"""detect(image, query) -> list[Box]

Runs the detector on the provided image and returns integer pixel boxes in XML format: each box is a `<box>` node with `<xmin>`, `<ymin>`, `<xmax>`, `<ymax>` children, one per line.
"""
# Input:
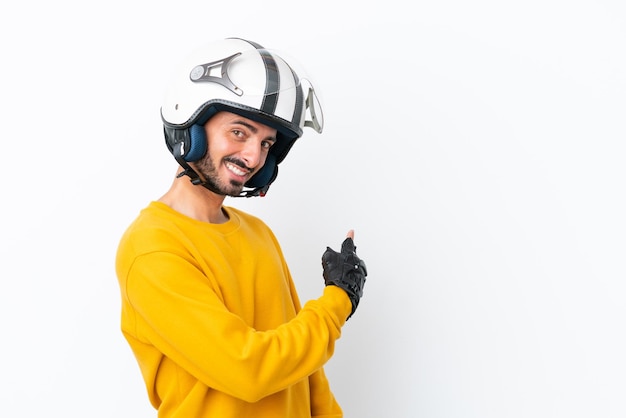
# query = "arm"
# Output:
<box><xmin>123</xmin><ymin>251</ymin><xmax>351</xmax><ymax>403</ymax></box>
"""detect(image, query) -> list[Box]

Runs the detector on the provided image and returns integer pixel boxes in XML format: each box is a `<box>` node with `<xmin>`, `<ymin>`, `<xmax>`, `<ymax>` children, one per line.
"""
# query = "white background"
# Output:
<box><xmin>1</xmin><ymin>1</ymin><xmax>625</xmax><ymax>417</ymax></box>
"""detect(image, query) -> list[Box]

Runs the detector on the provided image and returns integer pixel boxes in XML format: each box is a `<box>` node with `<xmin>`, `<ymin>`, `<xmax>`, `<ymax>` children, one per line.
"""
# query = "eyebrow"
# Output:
<box><xmin>231</xmin><ymin>119</ymin><xmax>258</xmax><ymax>133</ymax></box>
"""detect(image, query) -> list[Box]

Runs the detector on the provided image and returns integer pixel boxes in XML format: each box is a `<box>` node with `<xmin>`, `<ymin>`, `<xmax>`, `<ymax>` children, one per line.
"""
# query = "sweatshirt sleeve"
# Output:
<box><xmin>121</xmin><ymin>250</ymin><xmax>352</xmax><ymax>403</ymax></box>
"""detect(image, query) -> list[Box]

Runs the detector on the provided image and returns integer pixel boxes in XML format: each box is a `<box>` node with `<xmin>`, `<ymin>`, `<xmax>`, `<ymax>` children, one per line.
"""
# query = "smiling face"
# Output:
<box><xmin>194</xmin><ymin>111</ymin><xmax>278</xmax><ymax>197</ymax></box>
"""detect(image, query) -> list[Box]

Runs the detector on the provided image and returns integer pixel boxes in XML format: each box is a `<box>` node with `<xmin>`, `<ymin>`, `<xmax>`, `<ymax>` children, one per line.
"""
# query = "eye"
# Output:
<box><xmin>261</xmin><ymin>139</ymin><xmax>275</xmax><ymax>150</ymax></box>
<box><xmin>232</xmin><ymin>129</ymin><xmax>245</xmax><ymax>138</ymax></box>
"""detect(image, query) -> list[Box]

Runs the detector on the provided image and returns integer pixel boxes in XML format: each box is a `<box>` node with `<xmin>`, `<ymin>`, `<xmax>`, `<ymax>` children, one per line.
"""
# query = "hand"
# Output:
<box><xmin>322</xmin><ymin>230</ymin><xmax>368</xmax><ymax>320</ymax></box>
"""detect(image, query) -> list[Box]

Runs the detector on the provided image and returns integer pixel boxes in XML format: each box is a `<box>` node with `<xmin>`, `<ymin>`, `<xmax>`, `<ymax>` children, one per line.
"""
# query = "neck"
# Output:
<box><xmin>158</xmin><ymin>168</ymin><xmax>229</xmax><ymax>224</ymax></box>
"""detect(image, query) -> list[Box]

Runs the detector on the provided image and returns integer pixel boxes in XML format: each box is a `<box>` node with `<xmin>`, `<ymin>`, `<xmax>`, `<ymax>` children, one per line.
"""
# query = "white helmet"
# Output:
<box><xmin>161</xmin><ymin>37</ymin><xmax>324</xmax><ymax>197</ymax></box>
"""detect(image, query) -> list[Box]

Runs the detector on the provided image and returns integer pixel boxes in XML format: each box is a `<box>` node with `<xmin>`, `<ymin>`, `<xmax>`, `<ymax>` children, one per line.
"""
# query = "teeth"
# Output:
<box><xmin>226</xmin><ymin>162</ymin><xmax>247</xmax><ymax>176</ymax></box>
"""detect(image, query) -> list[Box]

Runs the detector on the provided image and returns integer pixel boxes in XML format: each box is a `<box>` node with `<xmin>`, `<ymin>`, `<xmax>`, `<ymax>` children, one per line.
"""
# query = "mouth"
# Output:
<box><xmin>225</xmin><ymin>161</ymin><xmax>251</xmax><ymax>180</ymax></box>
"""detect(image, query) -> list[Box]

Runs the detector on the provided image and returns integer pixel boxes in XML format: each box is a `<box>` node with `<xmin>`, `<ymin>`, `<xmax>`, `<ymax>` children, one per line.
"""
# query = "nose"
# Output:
<box><xmin>240</xmin><ymin>138</ymin><xmax>265</xmax><ymax>170</ymax></box>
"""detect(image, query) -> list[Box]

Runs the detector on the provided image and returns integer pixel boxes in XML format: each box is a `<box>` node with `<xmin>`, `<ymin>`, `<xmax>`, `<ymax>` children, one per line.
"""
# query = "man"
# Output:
<box><xmin>115</xmin><ymin>37</ymin><xmax>368</xmax><ymax>417</ymax></box>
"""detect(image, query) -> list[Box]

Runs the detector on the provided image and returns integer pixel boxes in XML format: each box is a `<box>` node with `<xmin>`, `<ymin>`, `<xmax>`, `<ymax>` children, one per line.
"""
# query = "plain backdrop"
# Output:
<box><xmin>1</xmin><ymin>1</ymin><xmax>625</xmax><ymax>417</ymax></box>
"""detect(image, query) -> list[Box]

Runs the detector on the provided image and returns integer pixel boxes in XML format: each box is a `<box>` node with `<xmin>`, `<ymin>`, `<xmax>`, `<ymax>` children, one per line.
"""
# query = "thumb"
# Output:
<box><xmin>341</xmin><ymin>236</ymin><xmax>357</xmax><ymax>254</ymax></box>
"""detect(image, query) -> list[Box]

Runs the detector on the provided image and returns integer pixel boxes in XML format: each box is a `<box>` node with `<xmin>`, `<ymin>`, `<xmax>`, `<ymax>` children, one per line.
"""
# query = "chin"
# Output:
<box><xmin>224</xmin><ymin>182</ymin><xmax>244</xmax><ymax>196</ymax></box>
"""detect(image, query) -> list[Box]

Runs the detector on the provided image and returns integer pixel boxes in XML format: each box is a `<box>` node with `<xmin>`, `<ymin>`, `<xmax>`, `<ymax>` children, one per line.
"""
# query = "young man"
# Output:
<box><xmin>115</xmin><ymin>37</ymin><xmax>368</xmax><ymax>418</ymax></box>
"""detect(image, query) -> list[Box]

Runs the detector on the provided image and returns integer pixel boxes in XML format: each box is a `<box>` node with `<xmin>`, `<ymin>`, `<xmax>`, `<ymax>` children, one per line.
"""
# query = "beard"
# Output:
<box><xmin>194</xmin><ymin>151</ymin><xmax>248</xmax><ymax>197</ymax></box>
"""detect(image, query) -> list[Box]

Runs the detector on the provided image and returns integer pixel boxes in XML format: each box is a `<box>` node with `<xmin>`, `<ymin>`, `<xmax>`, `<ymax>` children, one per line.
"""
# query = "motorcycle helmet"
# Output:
<box><xmin>161</xmin><ymin>37</ymin><xmax>324</xmax><ymax>197</ymax></box>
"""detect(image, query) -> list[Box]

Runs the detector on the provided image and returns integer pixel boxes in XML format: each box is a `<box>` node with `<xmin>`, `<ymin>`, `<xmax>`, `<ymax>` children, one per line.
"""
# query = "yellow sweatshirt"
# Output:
<box><xmin>115</xmin><ymin>201</ymin><xmax>351</xmax><ymax>417</ymax></box>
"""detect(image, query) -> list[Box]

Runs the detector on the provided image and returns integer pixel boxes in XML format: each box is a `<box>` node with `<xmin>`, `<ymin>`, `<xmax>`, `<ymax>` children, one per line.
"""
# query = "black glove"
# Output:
<box><xmin>322</xmin><ymin>237</ymin><xmax>368</xmax><ymax>320</ymax></box>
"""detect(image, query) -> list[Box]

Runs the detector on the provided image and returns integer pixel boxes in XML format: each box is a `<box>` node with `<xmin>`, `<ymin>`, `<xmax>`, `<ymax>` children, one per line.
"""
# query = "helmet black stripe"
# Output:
<box><xmin>257</xmin><ymin>49</ymin><xmax>280</xmax><ymax>115</ymax></box>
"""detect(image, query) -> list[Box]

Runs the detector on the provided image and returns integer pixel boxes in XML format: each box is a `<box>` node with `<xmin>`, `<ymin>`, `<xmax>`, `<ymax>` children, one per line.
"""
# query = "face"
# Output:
<box><xmin>194</xmin><ymin>112</ymin><xmax>277</xmax><ymax>196</ymax></box>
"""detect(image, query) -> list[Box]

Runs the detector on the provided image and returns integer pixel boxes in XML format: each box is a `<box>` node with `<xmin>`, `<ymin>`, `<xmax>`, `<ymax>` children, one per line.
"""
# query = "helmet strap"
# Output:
<box><xmin>237</xmin><ymin>184</ymin><xmax>270</xmax><ymax>198</ymax></box>
<box><xmin>172</xmin><ymin>143</ymin><xmax>205</xmax><ymax>185</ymax></box>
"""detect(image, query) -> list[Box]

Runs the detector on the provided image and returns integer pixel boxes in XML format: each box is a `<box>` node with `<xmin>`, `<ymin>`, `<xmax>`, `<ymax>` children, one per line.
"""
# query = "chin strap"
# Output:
<box><xmin>239</xmin><ymin>184</ymin><xmax>270</xmax><ymax>198</ymax></box>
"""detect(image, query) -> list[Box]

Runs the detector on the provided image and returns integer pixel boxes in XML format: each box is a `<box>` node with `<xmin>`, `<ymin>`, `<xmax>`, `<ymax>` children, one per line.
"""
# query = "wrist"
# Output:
<box><xmin>323</xmin><ymin>285</ymin><xmax>352</xmax><ymax>322</ymax></box>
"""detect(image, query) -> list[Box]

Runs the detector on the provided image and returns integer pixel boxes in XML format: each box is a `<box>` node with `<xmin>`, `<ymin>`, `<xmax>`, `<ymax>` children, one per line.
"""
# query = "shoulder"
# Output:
<box><xmin>117</xmin><ymin>202</ymin><xmax>191</xmax><ymax>256</ymax></box>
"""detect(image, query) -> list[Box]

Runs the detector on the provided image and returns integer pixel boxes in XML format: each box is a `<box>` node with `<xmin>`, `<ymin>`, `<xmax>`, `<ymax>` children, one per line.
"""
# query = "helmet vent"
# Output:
<box><xmin>189</xmin><ymin>53</ymin><xmax>243</xmax><ymax>96</ymax></box>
